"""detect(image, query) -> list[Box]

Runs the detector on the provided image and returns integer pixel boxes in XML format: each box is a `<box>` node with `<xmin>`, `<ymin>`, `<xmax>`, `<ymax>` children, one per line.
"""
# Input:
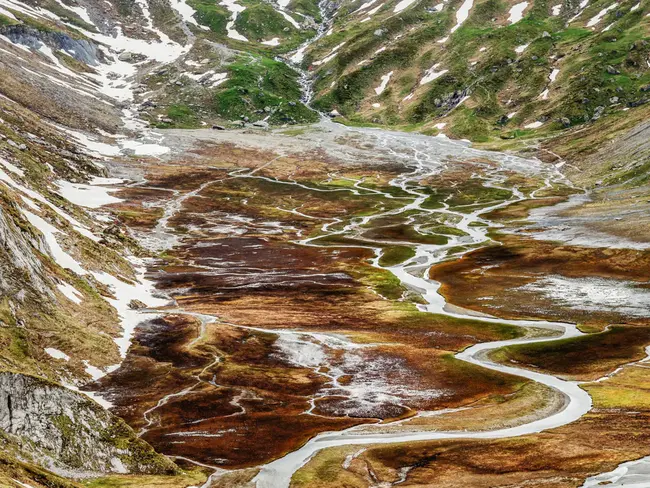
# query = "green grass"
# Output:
<box><xmin>234</xmin><ymin>4</ymin><xmax>301</xmax><ymax>41</ymax></box>
<box><xmin>165</xmin><ymin>104</ymin><xmax>200</xmax><ymax>128</ymax></box>
<box><xmin>378</xmin><ymin>245</ymin><xmax>416</xmax><ymax>267</ymax></box>
<box><xmin>188</xmin><ymin>0</ymin><xmax>229</xmax><ymax>35</ymax></box>
<box><xmin>0</xmin><ymin>13</ymin><xmax>19</xmax><ymax>26</ymax></box>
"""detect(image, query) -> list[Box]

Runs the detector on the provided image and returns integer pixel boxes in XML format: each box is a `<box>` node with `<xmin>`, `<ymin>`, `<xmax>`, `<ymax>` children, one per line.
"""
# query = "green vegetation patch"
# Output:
<box><xmin>378</xmin><ymin>245</ymin><xmax>416</xmax><ymax>267</ymax></box>
<box><xmin>234</xmin><ymin>4</ymin><xmax>299</xmax><ymax>41</ymax></box>
<box><xmin>491</xmin><ymin>325</ymin><xmax>650</xmax><ymax>379</ymax></box>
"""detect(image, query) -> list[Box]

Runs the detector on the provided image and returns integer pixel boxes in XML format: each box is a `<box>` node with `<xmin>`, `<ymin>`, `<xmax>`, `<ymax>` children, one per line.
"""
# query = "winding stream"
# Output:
<box><xmin>135</xmin><ymin>121</ymin><xmax>595</xmax><ymax>487</ymax></box>
<box><xmin>248</xmin><ymin>129</ymin><xmax>593</xmax><ymax>488</ymax></box>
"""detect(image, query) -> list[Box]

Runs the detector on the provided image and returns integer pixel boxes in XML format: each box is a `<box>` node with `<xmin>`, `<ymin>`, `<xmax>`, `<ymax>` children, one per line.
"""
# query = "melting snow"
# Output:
<box><xmin>56</xmin><ymin>180</ymin><xmax>123</xmax><ymax>208</ymax></box>
<box><xmin>508</xmin><ymin>1</ymin><xmax>528</xmax><ymax>23</ymax></box>
<box><xmin>22</xmin><ymin>209</ymin><xmax>86</xmax><ymax>274</ymax></box>
<box><xmin>312</xmin><ymin>42</ymin><xmax>345</xmax><ymax>66</ymax></box>
<box><xmin>518</xmin><ymin>276</ymin><xmax>650</xmax><ymax>318</ymax></box>
<box><xmin>374</xmin><ymin>71</ymin><xmax>393</xmax><ymax>95</ymax></box>
<box><xmin>451</xmin><ymin>0</ymin><xmax>475</xmax><ymax>32</ymax></box>
<box><xmin>552</xmin><ymin>3</ymin><xmax>562</xmax><ymax>15</ymax></box>
<box><xmin>587</xmin><ymin>2</ymin><xmax>618</xmax><ymax>26</ymax></box>
<box><xmin>45</xmin><ymin>347</ymin><xmax>70</xmax><ymax>361</ymax></box>
<box><xmin>221</xmin><ymin>0</ymin><xmax>248</xmax><ymax>41</ymax></box>
<box><xmin>119</xmin><ymin>139</ymin><xmax>171</xmax><ymax>156</ymax></box>
<box><xmin>92</xmin><ymin>257</ymin><xmax>168</xmax><ymax>358</ymax></box>
<box><xmin>279</xmin><ymin>10</ymin><xmax>300</xmax><ymax>29</ymax></box>
<box><xmin>168</xmin><ymin>0</ymin><xmax>200</xmax><ymax>26</ymax></box>
<box><xmin>515</xmin><ymin>43</ymin><xmax>529</xmax><ymax>53</ymax></box>
<box><xmin>57</xmin><ymin>282</ymin><xmax>83</xmax><ymax>304</ymax></box>
<box><xmin>569</xmin><ymin>0</ymin><xmax>590</xmax><ymax>22</ymax></box>
<box><xmin>0</xmin><ymin>6</ymin><xmax>17</xmax><ymax>19</ymax></box>
<box><xmin>262</xmin><ymin>37</ymin><xmax>281</xmax><ymax>46</ymax></box>
<box><xmin>0</xmin><ymin>157</ymin><xmax>24</xmax><ymax>177</ymax></box>
<box><xmin>0</xmin><ymin>167</ymin><xmax>98</xmax><ymax>241</ymax></box>
<box><xmin>290</xmin><ymin>45</ymin><xmax>308</xmax><ymax>63</ymax></box>
<box><xmin>582</xmin><ymin>456</ymin><xmax>650</xmax><ymax>487</ymax></box>
<box><xmin>83</xmin><ymin>360</ymin><xmax>105</xmax><ymax>380</ymax></box>
<box><xmin>355</xmin><ymin>0</ymin><xmax>379</xmax><ymax>12</ymax></box>
<box><xmin>420</xmin><ymin>63</ymin><xmax>448</xmax><ymax>85</ymax></box>
<box><xmin>524</xmin><ymin>121</ymin><xmax>543</xmax><ymax>128</ymax></box>
<box><xmin>394</xmin><ymin>0</ymin><xmax>419</xmax><ymax>13</ymax></box>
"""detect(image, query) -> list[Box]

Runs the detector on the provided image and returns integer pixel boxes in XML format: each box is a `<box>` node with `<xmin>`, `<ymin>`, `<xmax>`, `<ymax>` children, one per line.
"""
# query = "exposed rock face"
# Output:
<box><xmin>0</xmin><ymin>198</ymin><xmax>52</xmax><ymax>305</ymax></box>
<box><xmin>0</xmin><ymin>25</ymin><xmax>104</xmax><ymax>66</ymax></box>
<box><xmin>0</xmin><ymin>372</ymin><xmax>178</xmax><ymax>478</ymax></box>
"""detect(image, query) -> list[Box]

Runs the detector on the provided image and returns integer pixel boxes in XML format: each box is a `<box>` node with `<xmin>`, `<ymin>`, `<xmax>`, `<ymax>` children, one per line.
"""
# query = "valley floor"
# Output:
<box><xmin>78</xmin><ymin>121</ymin><xmax>650</xmax><ymax>488</ymax></box>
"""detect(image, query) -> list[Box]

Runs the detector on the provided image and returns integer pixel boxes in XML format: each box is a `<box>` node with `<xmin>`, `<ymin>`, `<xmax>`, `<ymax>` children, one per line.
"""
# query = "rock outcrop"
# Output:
<box><xmin>0</xmin><ymin>372</ymin><xmax>178</xmax><ymax>478</ymax></box>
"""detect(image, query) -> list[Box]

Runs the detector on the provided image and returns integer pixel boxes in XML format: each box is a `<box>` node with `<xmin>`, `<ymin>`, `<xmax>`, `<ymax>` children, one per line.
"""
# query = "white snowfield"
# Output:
<box><xmin>451</xmin><ymin>0</ymin><xmax>475</xmax><ymax>32</ymax></box>
<box><xmin>515</xmin><ymin>43</ymin><xmax>529</xmax><ymax>53</ymax></box>
<box><xmin>312</xmin><ymin>42</ymin><xmax>346</xmax><ymax>66</ymax></box>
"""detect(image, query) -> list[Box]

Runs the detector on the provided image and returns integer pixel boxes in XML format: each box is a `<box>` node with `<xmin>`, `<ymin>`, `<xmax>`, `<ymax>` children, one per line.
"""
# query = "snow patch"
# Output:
<box><xmin>508</xmin><ymin>1</ymin><xmax>528</xmax><ymax>23</ymax></box>
<box><xmin>313</xmin><ymin>42</ymin><xmax>345</xmax><ymax>66</ymax></box>
<box><xmin>587</xmin><ymin>3</ymin><xmax>618</xmax><ymax>27</ymax></box>
<box><xmin>221</xmin><ymin>0</ymin><xmax>248</xmax><ymax>41</ymax></box>
<box><xmin>22</xmin><ymin>209</ymin><xmax>86</xmax><ymax>274</ymax></box>
<box><xmin>56</xmin><ymin>180</ymin><xmax>123</xmax><ymax>208</ymax></box>
<box><xmin>45</xmin><ymin>347</ymin><xmax>70</xmax><ymax>361</ymax></box>
<box><xmin>394</xmin><ymin>0</ymin><xmax>419</xmax><ymax>13</ymax></box>
<box><xmin>524</xmin><ymin>121</ymin><xmax>543</xmax><ymax>128</ymax></box>
<box><xmin>451</xmin><ymin>0</ymin><xmax>475</xmax><ymax>32</ymax></box>
<box><xmin>168</xmin><ymin>0</ymin><xmax>200</xmax><ymax>26</ymax></box>
<box><xmin>374</xmin><ymin>71</ymin><xmax>393</xmax><ymax>95</ymax></box>
<box><xmin>420</xmin><ymin>63</ymin><xmax>448</xmax><ymax>85</ymax></box>
<box><xmin>518</xmin><ymin>276</ymin><xmax>650</xmax><ymax>318</ymax></box>
<box><xmin>515</xmin><ymin>43</ymin><xmax>529</xmax><ymax>53</ymax></box>
<box><xmin>56</xmin><ymin>282</ymin><xmax>83</xmax><ymax>304</ymax></box>
<box><xmin>0</xmin><ymin>157</ymin><xmax>24</xmax><ymax>177</ymax></box>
